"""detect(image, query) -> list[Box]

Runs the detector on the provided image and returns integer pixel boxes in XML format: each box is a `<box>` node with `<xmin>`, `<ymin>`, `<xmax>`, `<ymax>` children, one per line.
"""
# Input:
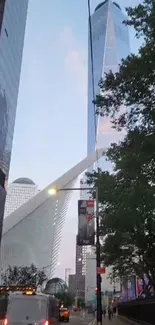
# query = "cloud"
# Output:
<box><xmin>60</xmin><ymin>27</ymin><xmax>87</xmax><ymax>94</ymax></box>
<box><xmin>60</xmin><ymin>27</ymin><xmax>75</xmax><ymax>47</ymax></box>
<box><xmin>97</xmin><ymin>115</ymin><xmax>126</xmax><ymax>148</ymax></box>
<box><xmin>64</xmin><ymin>50</ymin><xmax>87</xmax><ymax>93</ymax></box>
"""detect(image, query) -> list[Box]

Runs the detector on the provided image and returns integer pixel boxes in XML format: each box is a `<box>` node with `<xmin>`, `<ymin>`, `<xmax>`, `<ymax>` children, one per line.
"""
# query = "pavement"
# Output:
<box><xmin>66</xmin><ymin>312</ymin><xmax>94</xmax><ymax>325</ymax></box>
<box><xmin>67</xmin><ymin>312</ymin><xmax>129</xmax><ymax>325</ymax></box>
<box><xmin>91</xmin><ymin>314</ymin><xmax>129</xmax><ymax>325</ymax></box>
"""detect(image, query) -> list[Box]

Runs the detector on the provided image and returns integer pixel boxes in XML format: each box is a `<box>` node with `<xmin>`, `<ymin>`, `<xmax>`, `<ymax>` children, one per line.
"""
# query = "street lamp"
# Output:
<box><xmin>48</xmin><ymin>186</ymin><xmax>102</xmax><ymax>325</ymax></box>
<box><xmin>48</xmin><ymin>188</ymin><xmax>57</xmax><ymax>196</ymax></box>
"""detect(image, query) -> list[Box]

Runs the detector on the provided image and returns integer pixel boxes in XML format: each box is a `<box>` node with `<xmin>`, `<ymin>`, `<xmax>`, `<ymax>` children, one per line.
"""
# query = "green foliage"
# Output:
<box><xmin>1</xmin><ymin>264</ymin><xmax>47</xmax><ymax>286</ymax></box>
<box><xmin>77</xmin><ymin>297</ymin><xmax>85</xmax><ymax>309</ymax></box>
<box><xmin>95</xmin><ymin>0</ymin><xmax>155</xmax><ymax>133</ymax></box>
<box><xmin>55</xmin><ymin>292</ymin><xmax>74</xmax><ymax>307</ymax></box>
<box><xmin>87</xmin><ymin>0</ymin><xmax>155</xmax><ymax>294</ymax></box>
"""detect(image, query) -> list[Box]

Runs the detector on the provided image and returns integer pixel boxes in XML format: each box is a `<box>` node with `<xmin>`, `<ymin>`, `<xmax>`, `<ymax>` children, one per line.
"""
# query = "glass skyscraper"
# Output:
<box><xmin>87</xmin><ymin>0</ymin><xmax>130</xmax><ymax>155</ymax></box>
<box><xmin>78</xmin><ymin>1</ymin><xmax>130</xmax><ymax>274</ymax></box>
<box><xmin>0</xmin><ymin>0</ymin><xmax>29</xmax><ymax>243</ymax></box>
<box><xmin>0</xmin><ymin>0</ymin><xmax>29</xmax><ymax>182</ymax></box>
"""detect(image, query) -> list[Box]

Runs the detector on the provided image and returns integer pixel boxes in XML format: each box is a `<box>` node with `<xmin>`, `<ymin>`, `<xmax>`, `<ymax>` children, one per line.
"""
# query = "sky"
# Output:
<box><xmin>9</xmin><ymin>0</ymin><xmax>141</xmax><ymax>278</ymax></box>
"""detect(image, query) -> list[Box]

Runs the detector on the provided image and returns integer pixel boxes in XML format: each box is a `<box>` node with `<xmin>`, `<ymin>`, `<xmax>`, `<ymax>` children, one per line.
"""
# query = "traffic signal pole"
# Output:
<box><xmin>96</xmin><ymin>187</ymin><xmax>102</xmax><ymax>325</ymax></box>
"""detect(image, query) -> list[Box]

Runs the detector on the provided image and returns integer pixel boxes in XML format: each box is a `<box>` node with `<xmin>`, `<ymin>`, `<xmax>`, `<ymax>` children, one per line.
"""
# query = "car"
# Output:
<box><xmin>73</xmin><ymin>307</ymin><xmax>77</xmax><ymax>312</ymax></box>
<box><xmin>59</xmin><ymin>307</ymin><xmax>70</xmax><ymax>322</ymax></box>
<box><xmin>0</xmin><ymin>286</ymin><xmax>60</xmax><ymax>325</ymax></box>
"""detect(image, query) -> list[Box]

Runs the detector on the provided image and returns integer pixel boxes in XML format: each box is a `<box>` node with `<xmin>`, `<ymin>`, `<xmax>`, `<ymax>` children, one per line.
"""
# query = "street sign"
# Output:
<box><xmin>97</xmin><ymin>267</ymin><xmax>106</xmax><ymax>274</ymax></box>
<box><xmin>77</xmin><ymin>200</ymin><xmax>95</xmax><ymax>245</ymax></box>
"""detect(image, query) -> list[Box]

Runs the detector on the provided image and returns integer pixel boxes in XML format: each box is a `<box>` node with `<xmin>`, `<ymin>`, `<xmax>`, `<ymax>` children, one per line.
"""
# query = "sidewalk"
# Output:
<box><xmin>92</xmin><ymin>314</ymin><xmax>131</xmax><ymax>325</ymax></box>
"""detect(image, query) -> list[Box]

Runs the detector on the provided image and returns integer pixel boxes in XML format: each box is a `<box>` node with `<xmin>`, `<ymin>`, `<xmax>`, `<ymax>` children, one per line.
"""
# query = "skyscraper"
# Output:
<box><xmin>87</xmin><ymin>0</ymin><xmax>130</xmax><ymax>154</ymax></box>
<box><xmin>0</xmin><ymin>0</ymin><xmax>29</xmax><ymax>239</ymax></box>
<box><xmin>4</xmin><ymin>178</ymin><xmax>39</xmax><ymax>218</ymax></box>
<box><xmin>78</xmin><ymin>0</ymin><xmax>130</xmax><ymax>273</ymax></box>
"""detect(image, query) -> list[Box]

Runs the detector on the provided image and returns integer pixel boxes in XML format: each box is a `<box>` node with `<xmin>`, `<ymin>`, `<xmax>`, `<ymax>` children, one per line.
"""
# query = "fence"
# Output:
<box><xmin>118</xmin><ymin>297</ymin><xmax>155</xmax><ymax>324</ymax></box>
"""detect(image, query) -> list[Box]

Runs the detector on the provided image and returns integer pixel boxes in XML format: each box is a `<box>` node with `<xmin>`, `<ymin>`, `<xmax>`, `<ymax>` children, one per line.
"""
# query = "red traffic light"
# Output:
<box><xmin>95</xmin><ymin>288</ymin><xmax>98</xmax><ymax>295</ymax></box>
<box><xmin>97</xmin><ymin>267</ymin><xmax>106</xmax><ymax>274</ymax></box>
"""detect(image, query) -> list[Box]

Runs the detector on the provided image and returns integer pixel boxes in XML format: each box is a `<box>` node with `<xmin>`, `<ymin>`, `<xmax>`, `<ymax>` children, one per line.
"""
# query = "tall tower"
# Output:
<box><xmin>0</xmin><ymin>0</ymin><xmax>29</xmax><ymax>239</ymax></box>
<box><xmin>78</xmin><ymin>0</ymin><xmax>130</xmax><ymax>274</ymax></box>
<box><xmin>87</xmin><ymin>0</ymin><xmax>130</xmax><ymax>154</ymax></box>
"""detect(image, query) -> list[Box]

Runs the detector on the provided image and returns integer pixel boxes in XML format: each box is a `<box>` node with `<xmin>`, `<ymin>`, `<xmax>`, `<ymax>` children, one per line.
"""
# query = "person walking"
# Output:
<box><xmin>108</xmin><ymin>306</ymin><xmax>113</xmax><ymax>320</ymax></box>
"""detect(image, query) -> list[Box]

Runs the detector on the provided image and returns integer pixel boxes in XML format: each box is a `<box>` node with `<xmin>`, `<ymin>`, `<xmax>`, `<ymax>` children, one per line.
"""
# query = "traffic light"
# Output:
<box><xmin>95</xmin><ymin>288</ymin><xmax>98</xmax><ymax>295</ymax></box>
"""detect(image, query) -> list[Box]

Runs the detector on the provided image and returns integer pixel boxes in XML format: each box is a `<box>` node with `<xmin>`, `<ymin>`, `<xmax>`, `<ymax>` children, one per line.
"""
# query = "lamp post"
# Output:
<box><xmin>48</xmin><ymin>186</ymin><xmax>102</xmax><ymax>325</ymax></box>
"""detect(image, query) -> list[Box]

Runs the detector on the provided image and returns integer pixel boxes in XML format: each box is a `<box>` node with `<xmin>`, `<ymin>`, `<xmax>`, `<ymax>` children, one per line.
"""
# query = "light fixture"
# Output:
<box><xmin>48</xmin><ymin>188</ymin><xmax>57</xmax><ymax>196</ymax></box>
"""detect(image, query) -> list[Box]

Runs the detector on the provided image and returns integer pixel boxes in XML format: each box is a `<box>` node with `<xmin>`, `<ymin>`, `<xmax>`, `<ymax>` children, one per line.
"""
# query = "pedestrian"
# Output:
<box><xmin>108</xmin><ymin>306</ymin><xmax>112</xmax><ymax>320</ymax></box>
<box><xmin>113</xmin><ymin>306</ymin><xmax>116</xmax><ymax>315</ymax></box>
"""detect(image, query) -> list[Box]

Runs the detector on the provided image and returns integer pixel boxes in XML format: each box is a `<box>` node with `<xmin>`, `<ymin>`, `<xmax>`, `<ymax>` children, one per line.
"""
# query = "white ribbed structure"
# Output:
<box><xmin>0</xmin><ymin>149</ymin><xmax>104</xmax><ymax>278</ymax></box>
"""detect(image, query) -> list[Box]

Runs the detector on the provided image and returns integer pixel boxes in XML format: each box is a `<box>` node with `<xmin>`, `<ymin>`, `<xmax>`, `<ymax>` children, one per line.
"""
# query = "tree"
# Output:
<box><xmin>1</xmin><ymin>264</ymin><xmax>47</xmax><ymax>286</ymax></box>
<box><xmin>77</xmin><ymin>297</ymin><xmax>85</xmax><ymax>309</ymax></box>
<box><xmin>55</xmin><ymin>292</ymin><xmax>74</xmax><ymax>308</ymax></box>
<box><xmin>86</xmin><ymin>0</ymin><xmax>155</xmax><ymax>294</ymax></box>
<box><xmin>87</xmin><ymin>150</ymin><xmax>155</xmax><ymax>293</ymax></box>
<box><xmin>95</xmin><ymin>0</ymin><xmax>155</xmax><ymax>133</ymax></box>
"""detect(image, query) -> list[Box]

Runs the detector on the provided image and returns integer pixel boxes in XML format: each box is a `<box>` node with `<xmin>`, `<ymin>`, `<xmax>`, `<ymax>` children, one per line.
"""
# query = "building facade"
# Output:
<box><xmin>0</xmin><ymin>0</ymin><xmax>28</xmax><ymax>180</ymax></box>
<box><xmin>0</xmin><ymin>0</ymin><xmax>29</xmax><ymax>241</ymax></box>
<box><xmin>77</xmin><ymin>0</ymin><xmax>130</xmax><ymax>296</ymax></box>
<box><xmin>4</xmin><ymin>177</ymin><xmax>39</xmax><ymax>217</ymax></box>
<box><xmin>85</xmin><ymin>252</ymin><xmax>120</xmax><ymax>305</ymax></box>
<box><xmin>75</xmin><ymin>235</ymin><xmax>83</xmax><ymax>275</ymax></box>
<box><xmin>68</xmin><ymin>235</ymin><xmax>86</xmax><ymax>300</ymax></box>
<box><xmin>87</xmin><ymin>0</ymin><xmax>130</xmax><ymax>155</ymax></box>
<box><xmin>78</xmin><ymin>0</ymin><xmax>130</xmax><ymax>282</ymax></box>
<box><xmin>68</xmin><ymin>274</ymin><xmax>85</xmax><ymax>300</ymax></box>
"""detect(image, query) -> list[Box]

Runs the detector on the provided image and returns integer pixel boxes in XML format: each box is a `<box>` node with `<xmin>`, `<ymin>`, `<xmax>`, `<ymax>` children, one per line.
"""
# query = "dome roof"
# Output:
<box><xmin>95</xmin><ymin>1</ymin><xmax>121</xmax><ymax>12</ymax></box>
<box><xmin>48</xmin><ymin>277</ymin><xmax>65</xmax><ymax>284</ymax></box>
<box><xmin>13</xmin><ymin>178</ymin><xmax>35</xmax><ymax>185</ymax></box>
<box><xmin>45</xmin><ymin>278</ymin><xmax>68</xmax><ymax>295</ymax></box>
